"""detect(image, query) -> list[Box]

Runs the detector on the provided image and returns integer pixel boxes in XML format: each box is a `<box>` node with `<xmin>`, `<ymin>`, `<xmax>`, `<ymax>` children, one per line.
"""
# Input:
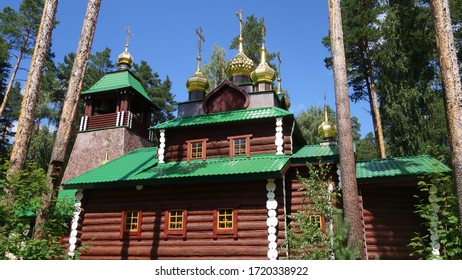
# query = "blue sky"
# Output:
<box><xmin>2</xmin><ymin>0</ymin><xmax>373</xmax><ymax>136</ymax></box>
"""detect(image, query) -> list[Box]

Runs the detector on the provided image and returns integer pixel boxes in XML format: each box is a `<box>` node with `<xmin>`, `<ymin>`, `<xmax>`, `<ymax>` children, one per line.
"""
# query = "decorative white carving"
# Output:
<box><xmin>83</xmin><ymin>116</ymin><xmax>88</xmax><ymax>131</ymax></box>
<box><xmin>128</xmin><ymin>112</ymin><xmax>133</xmax><ymax>129</ymax></box>
<box><xmin>79</xmin><ymin>116</ymin><xmax>84</xmax><ymax>131</ymax></box>
<box><xmin>120</xmin><ymin>111</ymin><xmax>125</xmax><ymax>126</ymax></box>
<box><xmin>116</xmin><ymin>111</ymin><xmax>121</xmax><ymax>126</ymax></box>
<box><xmin>275</xmin><ymin>117</ymin><xmax>284</xmax><ymax>155</ymax></box>
<box><xmin>266</xmin><ymin>179</ymin><xmax>278</xmax><ymax>260</ymax></box>
<box><xmin>158</xmin><ymin>129</ymin><xmax>166</xmax><ymax>163</ymax></box>
<box><xmin>429</xmin><ymin>185</ymin><xmax>441</xmax><ymax>258</ymax></box>
<box><xmin>68</xmin><ymin>189</ymin><xmax>84</xmax><ymax>258</ymax></box>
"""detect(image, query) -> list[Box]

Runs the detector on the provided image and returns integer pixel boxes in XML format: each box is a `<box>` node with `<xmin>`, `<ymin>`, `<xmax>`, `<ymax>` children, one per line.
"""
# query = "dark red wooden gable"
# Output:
<box><xmin>202</xmin><ymin>80</ymin><xmax>250</xmax><ymax>114</ymax></box>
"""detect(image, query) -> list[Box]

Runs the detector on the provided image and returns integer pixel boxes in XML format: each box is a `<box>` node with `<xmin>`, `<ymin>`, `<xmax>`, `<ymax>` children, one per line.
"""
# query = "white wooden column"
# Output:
<box><xmin>68</xmin><ymin>189</ymin><xmax>83</xmax><ymax>258</ymax></box>
<box><xmin>275</xmin><ymin>118</ymin><xmax>284</xmax><ymax>155</ymax></box>
<box><xmin>158</xmin><ymin>129</ymin><xmax>166</xmax><ymax>163</ymax></box>
<box><xmin>266</xmin><ymin>179</ymin><xmax>278</xmax><ymax>260</ymax></box>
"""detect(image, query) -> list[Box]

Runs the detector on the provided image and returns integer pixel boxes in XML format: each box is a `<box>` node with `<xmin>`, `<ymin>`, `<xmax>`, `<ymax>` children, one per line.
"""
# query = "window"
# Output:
<box><xmin>169</xmin><ymin>210</ymin><xmax>184</xmax><ymax>230</ymax></box>
<box><xmin>186</xmin><ymin>138</ymin><xmax>208</xmax><ymax>162</ymax></box>
<box><xmin>217</xmin><ymin>208</ymin><xmax>234</xmax><ymax>229</ymax></box>
<box><xmin>164</xmin><ymin>208</ymin><xmax>187</xmax><ymax>239</ymax></box>
<box><xmin>309</xmin><ymin>214</ymin><xmax>325</xmax><ymax>230</ymax></box>
<box><xmin>213</xmin><ymin>206</ymin><xmax>238</xmax><ymax>239</ymax></box>
<box><xmin>228</xmin><ymin>135</ymin><xmax>252</xmax><ymax>159</ymax></box>
<box><xmin>120</xmin><ymin>211</ymin><xmax>142</xmax><ymax>240</ymax></box>
<box><xmin>233</xmin><ymin>138</ymin><xmax>247</xmax><ymax>156</ymax></box>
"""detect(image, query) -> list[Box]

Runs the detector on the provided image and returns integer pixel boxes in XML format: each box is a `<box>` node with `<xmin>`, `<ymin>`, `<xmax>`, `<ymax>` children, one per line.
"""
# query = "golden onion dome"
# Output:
<box><xmin>225</xmin><ymin>37</ymin><xmax>255</xmax><ymax>77</ymax></box>
<box><xmin>117</xmin><ymin>44</ymin><xmax>133</xmax><ymax>69</ymax></box>
<box><xmin>251</xmin><ymin>45</ymin><xmax>275</xmax><ymax>83</ymax></box>
<box><xmin>186</xmin><ymin>55</ymin><xmax>209</xmax><ymax>92</ymax></box>
<box><xmin>318</xmin><ymin>106</ymin><xmax>337</xmax><ymax>140</ymax></box>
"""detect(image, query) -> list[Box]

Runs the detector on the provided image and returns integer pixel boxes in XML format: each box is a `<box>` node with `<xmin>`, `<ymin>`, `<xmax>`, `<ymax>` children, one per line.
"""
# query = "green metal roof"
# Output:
<box><xmin>153</xmin><ymin>106</ymin><xmax>293</xmax><ymax>130</ymax></box>
<box><xmin>356</xmin><ymin>155</ymin><xmax>451</xmax><ymax>181</ymax></box>
<box><xmin>81</xmin><ymin>70</ymin><xmax>153</xmax><ymax>105</ymax></box>
<box><xmin>63</xmin><ymin>147</ymin><xmax>290</xmax><ymax>189</ymax></box>
<box><xmin>291</xmin><ymin>144</ymin><xmax>339</xmax><ymax>164</ymax></box>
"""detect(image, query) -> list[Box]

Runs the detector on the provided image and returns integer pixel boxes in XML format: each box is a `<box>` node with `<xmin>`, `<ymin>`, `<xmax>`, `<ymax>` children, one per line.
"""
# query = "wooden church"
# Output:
<box><xmin>60</xmin><ymin>13</ymin><xmax>451</xmax><ymax>260</ymax></box>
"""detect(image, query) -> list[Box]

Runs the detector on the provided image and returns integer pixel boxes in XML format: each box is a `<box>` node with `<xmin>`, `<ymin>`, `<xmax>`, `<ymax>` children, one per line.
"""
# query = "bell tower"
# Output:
<box><xmin>62</xmin><ymin>33</ymin><xmax>159</xmax><ymax>183</ymax></box>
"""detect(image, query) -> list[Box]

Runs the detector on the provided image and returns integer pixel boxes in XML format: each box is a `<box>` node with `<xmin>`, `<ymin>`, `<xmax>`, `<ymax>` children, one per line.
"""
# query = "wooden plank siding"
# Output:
<box><xmin>359</xmin><ymin>185</ymin><xmax>425</xmax><ymax>260</ymax></box>
<box><xmin>163</xmin><ymin>118</ymin><xmax>295</xmax><ymax>162</ymax></box>
<box><xmin>76</xmin><ymin>180</ymin><xmax>286</xmax><ymax>260</ymax></box>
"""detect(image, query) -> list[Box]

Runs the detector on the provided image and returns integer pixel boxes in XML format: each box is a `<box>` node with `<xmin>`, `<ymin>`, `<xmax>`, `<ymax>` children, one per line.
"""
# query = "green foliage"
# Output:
<box><xmin>0</xmin><ymin>161</ymin><xmax>74</xmax><ymax>259</ymax></box>
<box><xmin>133</xmin><ymin>61</ymin><xmax>177</xmax><ymax>124</ymax></box>
<box><xmin>0</xmin><ymin>0</ymin><xmax>44</xmax><ymax>57</ymax></box>
<box><xmin>409</xmin><ymin>171</ymin><xmax>462</xmax><ymax>259</ymax></box>
<box><xmin>202</xmin><ymin>44</ymin><xmax>227</xmax><ymax>90</ymax></box>
<box><xmin>285</xmin><ymin>163</ymin><xmax>359</xmax><ymax>259</ymax></box>
<box><xmin>0</xmin><ymin>82</ymin><xmax>22</xmax><ymax>159</ymax></box>
<box><xmin>296</xmin><ymin>105</ymin><xmax>361</xmax><ymax>145</ymax></box>
<box><xmin>356</xmin><ymin>132</ymin><xmax>378</xmax><ymax>160</ymax></box>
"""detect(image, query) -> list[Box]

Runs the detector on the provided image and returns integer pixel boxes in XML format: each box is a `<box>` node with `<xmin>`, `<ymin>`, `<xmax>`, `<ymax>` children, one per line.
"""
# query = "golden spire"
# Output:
<box><xmin>225</xmin><ymin>9</ymin><xmax>255</xmax><ymax>78</ymax></box>
<box><xmin>251</xmin><ymin>17</ymin><xmax>275</xmax><ymax>84</ymax></box>
<box><xmin>237</xmin><ymin>9</ymin><xmax>244</xmax><ymax>53</ymax></box>
<box><xmin>318</xmin><ymin>93</ymin><xmax>337</xmax><ymax>141</ymax></box>
<box><xmin>117</xmin><ymin>26</ymin><xmax>134</xmax><ymax>70</ymax></box>
<box><xmin>186</xmin><ymin>27</ymin><xmax>209</xmax><ymax>93</ymax></box>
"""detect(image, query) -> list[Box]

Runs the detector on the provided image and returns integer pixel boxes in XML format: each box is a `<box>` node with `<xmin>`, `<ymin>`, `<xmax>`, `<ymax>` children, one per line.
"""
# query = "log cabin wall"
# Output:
<box><xmin>77</xmin><ymin>179</ymin><xmax>286</xmax><ymax>260</ymax></box>
<box><xmin>359</xmin><ymin>182</ymin><xmax>425</xmax><ymax>260</ymax></box>
<box><xmin>163</xmin><ymin>118</ymin><xmax>295</xmax><ymax>162</ymax></box>
<box><xmin>282</xmin><ymin>166</ymin><xmax>339</xmax><ymax>259</ymax></box>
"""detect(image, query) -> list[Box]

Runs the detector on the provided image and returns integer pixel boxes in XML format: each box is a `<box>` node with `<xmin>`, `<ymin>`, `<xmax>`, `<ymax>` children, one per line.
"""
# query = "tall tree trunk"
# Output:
<box><xmin>364</xmin><ymin>46</ymin><xmax>386</xmax><ymax>159</ymax></box>
<box><xmin>33</xmin><ymin>0</ymin><xmax>101</xmax><ymax>240</ymax></box>
<box><xmin>328</xmin><ymin>0</ymin><xmax>365</xmax><ymax>258</ymax></box>
<box><xmin>8</xmin><ymin>0</ymin><xmax>58</xmax><ymax>174</ymax></box>
<box><xmin>0</xmin><ymin>34</ymin><xmax>28</xmax><ymax>118</ymax></box>
<box><xmin>429</xmin><ymin>0</ymin><xmax>462</xmax><ymax>238</ymax></box>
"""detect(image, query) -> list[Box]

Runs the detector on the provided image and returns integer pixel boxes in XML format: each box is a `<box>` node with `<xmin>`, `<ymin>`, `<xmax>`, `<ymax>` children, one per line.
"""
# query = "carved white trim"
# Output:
<box><xmin>120</xmin><ymin>111</ymin><xmax>125</xmax><ymax>126</ymax></box>
<box><xmin>116</xmin><ymin>111</ymin><xmax>121</xmax><ymax>126</ymax></box>
<box><xmin>158</xmin><ymin>129</ymin><xmax>166</xmax><ymax>163</ymax></box>
<box><xmin>68</xmin><ymin>189</ymin><xmax>83</xmax><ymax>258</ymax></box>
<box><xmin>79</xmin><ymin>117</ymin><xmax>84</xmax><ymax>131</ymax></box>
<box><xmin>266</xmin><ymin>179</ymin><xmax>278</xmax><ymax>260</ymax></box>
<box><xmin>83</xmin><ymin>116</ymin><xmax>88</xmax><ymax>131</ymax></box>
<box><xmin>128</xmin><ymin>112</ymin><xmax>133</xmax><ymax>129</ymax></box>
<box><xmin>275</xmin><ymin>117</ymin><xmax>284</xmax><ymax>155</ymax></box>
<box><xmin>428</xmin><ymin>186</ymin><xmax>441</xmax><ymax>258</ymax></box>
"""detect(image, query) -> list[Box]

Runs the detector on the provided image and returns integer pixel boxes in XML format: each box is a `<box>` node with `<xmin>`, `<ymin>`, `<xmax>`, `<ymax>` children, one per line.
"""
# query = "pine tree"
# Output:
<box><xmin>0</xmin><ymin>0</ymin><xmax>44</xmax><ymax>118</ymax></box>
<box><xmin>33</xmin><ymin>0</ymin><xmax>101</xmax><ymax>240</ymax></box>
<box><xmin>328</xmin><ymin>0</ymin><xmax>364</xmax><ymax>258</ymax></box>
<box><xmin>429</xmin><ymin>0</ymin><xmax>462</xmax><ymax>239</ymax></box>
<box><xmin>9</xmin><ymin>0</ymin><xmax>58</xmax><ymax>174</ymax></box>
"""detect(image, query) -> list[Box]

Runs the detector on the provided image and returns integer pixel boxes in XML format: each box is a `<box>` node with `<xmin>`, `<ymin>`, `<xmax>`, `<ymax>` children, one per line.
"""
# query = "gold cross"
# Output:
<box><xmin>124</xmin><ymin>26</ymin><xmax>132</xmax><ymax>47</ymax></box>
<box><xmin>261</xmin><ymin>17</ymin><xmax>266</xmax><ymax>45</ymax></box>
<box><xmin>195</xmin><ymin>27</ymin><xmax>205</xmax><ymax>55</ymax></box>
<box><xmin>236</xmin><ymin>9</ymin><xmax>243</xmax><ymax>37</ymax></box>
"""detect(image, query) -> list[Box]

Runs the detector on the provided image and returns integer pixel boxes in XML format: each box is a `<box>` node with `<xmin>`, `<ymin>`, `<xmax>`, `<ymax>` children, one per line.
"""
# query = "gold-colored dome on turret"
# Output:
<box><xmin>251</xmin><ymin>18</ymin><xmax>275</xmax><ymax>84</ymax></box>
<box><xmin>318</xmin><ymin>105</ymin><xmax>337</xmax><ymax>140</ymax></box>
<box><xmin>186</xmin><ymin>55</ymin><xmax>209</xmax><ymax>92</ymax></box>
<box><xmin>118</xmin><ymin>27</ymin><xmax>133</xmax><ymax>70</ymax></box>
<box><xmin>187</xmin><ymin>27</ymin><xmax>209</xmax><ymax>93</ymax></box>
<box><xmin>117</xmin><ymin>45</ymin><xmax>133</xmax><ymax>68</ymax></box>
<box><xmin>251</xmin><ymin>45</ymin><xmax>275</xmax><ymax>83</ymax></box>
<box><xmin>226</xmin><ymin>50</ymin><xmax>255</xmax><ymax>77</ymax></box>
<box><xmin>225</xmin><ymin>9</ymin><xmax>255</xmax><ymax>78</ymax></box>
